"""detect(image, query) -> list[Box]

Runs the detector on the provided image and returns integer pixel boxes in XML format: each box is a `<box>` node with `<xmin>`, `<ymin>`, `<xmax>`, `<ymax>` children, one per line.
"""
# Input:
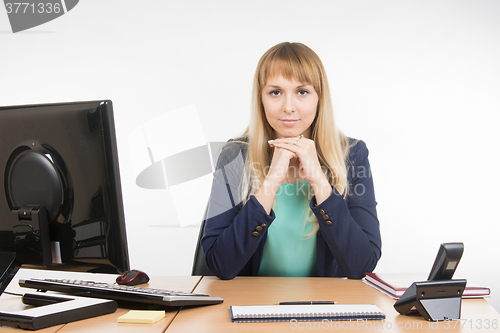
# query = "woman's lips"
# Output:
<box><xmin>280</xmin><ymin>119</ymin><xmax>299</xmax><ymax>126</ymax></box>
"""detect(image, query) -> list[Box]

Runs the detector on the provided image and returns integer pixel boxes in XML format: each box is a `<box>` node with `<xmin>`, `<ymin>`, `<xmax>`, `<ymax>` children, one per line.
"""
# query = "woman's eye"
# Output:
<box><xmin>270</xmin><ymin>90</ymin><xmax>281</xmax><ymax>96</ymax></box>
<box><xmin>298</xmin><ymin>89</ymin><xmax>309</xmax><ymax>95</ymax></box>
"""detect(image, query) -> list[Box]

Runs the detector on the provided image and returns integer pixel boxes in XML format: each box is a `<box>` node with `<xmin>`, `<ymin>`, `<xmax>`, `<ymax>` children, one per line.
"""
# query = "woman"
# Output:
<box><xmin>201</xmin><ymin>42</ymin><xmax>381</xmax><ymax>280</ymax></box>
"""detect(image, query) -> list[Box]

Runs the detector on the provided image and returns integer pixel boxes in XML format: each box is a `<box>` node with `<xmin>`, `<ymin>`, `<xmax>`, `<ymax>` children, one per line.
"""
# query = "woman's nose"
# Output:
<box><xmin>283</xmin><ymin>95</ymin><xmax>295</xmax><ymax>113</ymax></box>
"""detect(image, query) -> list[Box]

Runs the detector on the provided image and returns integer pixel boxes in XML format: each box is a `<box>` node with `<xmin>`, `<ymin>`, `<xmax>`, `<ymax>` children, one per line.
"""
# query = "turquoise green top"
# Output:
<box><xmin>258</xmin><ymin>180</ymin><xmax>317</xmax><ymax>277</ymax></box>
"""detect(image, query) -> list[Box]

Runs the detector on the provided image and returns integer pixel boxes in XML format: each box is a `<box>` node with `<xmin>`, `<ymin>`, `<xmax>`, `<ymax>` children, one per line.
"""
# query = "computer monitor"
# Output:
<box><xmin>0</xmin><ymin>100</ymin><xmax>130</xmax><ymax>287</ymax></box>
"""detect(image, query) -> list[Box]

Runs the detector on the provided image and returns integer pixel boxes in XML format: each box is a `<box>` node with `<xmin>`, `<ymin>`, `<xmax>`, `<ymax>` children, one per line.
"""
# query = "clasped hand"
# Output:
<box><xmin>267</xmin><ymin>136</ymin><xmax>332</xmax><ymax>202</ymax></box>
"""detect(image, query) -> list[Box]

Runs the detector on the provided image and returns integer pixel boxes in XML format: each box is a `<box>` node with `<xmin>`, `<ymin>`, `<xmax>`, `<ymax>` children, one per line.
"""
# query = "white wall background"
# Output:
<box><xmin>1</xmin><ymin>0</ymin><xmax>499</xmax><ymax>312</ymax></box>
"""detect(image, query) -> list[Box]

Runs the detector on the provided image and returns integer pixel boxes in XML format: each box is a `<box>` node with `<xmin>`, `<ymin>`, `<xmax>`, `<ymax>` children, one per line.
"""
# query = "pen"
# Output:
<box><xmin>276</xmin><ymin>301</ymin><xmax>336</xmax><ymax>305</ymax></box>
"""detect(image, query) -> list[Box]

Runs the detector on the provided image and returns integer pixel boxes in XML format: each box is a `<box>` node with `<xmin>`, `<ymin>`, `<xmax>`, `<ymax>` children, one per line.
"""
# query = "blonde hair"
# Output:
<box><xmin>238</xmin><ymin>42</ymin><xmax>351</xmax><ymax>232</ymax></box>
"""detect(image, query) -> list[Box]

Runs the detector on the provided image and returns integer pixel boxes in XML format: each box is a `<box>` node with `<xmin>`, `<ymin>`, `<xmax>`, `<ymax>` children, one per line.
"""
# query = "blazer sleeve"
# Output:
<box><xmin>201</xmin><ymin>142</ymin><xmax>275</xmax><ymax>280</ymax></box>
<box><xmin>310</xmin><ymin>140</ymin><xmax>381</xmax><ymax>279</ymax></box>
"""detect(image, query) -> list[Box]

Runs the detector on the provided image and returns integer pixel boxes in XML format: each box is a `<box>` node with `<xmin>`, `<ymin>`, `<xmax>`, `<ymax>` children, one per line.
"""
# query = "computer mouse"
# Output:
<box><xmin>116</xmin><ymin>269</ymin><xmax>150</xmax><ymax>286</ymax></box>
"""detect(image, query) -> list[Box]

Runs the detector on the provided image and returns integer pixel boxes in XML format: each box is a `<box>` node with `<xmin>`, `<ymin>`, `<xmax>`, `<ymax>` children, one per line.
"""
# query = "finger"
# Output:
<box><xmin>280</xmin><ymin>147</ymin><xmax>298</xmax><ymax>159</ymax></box>
<box><xmin>273</xmin><ymin>138</ymin><xmax>314</xmax><ymax>149</ymax></box>
<box><xmin>272</xmin><ymin>146</ymin><xmax>297</xmax><ymax>158</ymax></box>
<box><xmin>271</xmin><ymin>141</ymin><xmax>301</xmax><ymax>153</ymax></box>
<box><xmin>268</xmin><ymin>139</ymin><xmax>301</xmax><ymax>147</ymax></box>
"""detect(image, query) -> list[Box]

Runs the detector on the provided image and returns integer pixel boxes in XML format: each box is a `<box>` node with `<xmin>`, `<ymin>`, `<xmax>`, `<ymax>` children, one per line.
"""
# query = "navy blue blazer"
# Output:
<box><xmin>201</xmin><ymin>138</ymin><xmax>381</xmax><ymax>280</ymax></box>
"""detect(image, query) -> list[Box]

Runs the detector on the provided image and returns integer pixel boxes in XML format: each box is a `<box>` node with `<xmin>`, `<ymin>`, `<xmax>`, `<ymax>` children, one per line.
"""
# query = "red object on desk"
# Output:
<box><xmin>364</xmin><ymin>272</ymin><xmax>490</xmax><ymax>299</ymax></box>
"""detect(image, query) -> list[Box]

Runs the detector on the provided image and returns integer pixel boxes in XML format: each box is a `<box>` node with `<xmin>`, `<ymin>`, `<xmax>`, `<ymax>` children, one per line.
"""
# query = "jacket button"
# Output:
<box><xmin>261</xmin><ymin>224</ymin><xmax>267</xmax><ymax>227</ymax></box>
<box><xmin>319</xmin><ymin>209</ymin><xmax>326</xmax><ymax>215</ymax></box>
<box><xmin>256</xmin><ymin>226</ymin><xmax>262</xmax><ymax>231</ymax></box>
<box><xmin>322</xmin><ymin>214</ymin><xmax>329</xmax><ymax>220</ymax></box>
<box><xmin>252</xmin><ymin>231</ymin><xmax>259</xmax><ymax>236</ymax></box>
<box><xmin>325</xmin><ymin>220</ymin><xmax>333</xmax><ymax>226</ymax></box>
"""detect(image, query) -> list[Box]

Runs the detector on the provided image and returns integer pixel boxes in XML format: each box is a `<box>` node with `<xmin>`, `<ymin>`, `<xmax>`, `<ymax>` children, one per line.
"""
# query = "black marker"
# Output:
<box><xmin>276</xmin><ymin>301</ymin><xmax>336</xmax><ymax>305</ymax></box>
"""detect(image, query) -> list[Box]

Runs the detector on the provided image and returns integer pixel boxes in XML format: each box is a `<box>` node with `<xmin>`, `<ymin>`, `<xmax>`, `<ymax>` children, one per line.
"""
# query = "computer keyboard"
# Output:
<box><xmin>19</xmin><ymin>278</ymin><xmax>224</xmax><ymax>307</ymax></box>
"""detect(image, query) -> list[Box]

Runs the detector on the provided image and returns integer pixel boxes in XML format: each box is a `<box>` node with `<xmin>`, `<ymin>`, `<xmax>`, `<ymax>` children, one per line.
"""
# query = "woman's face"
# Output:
<box><xmin>261</xmin><ymin>76</ymin><xmax>319</xmax><ymax>139</ymax></box>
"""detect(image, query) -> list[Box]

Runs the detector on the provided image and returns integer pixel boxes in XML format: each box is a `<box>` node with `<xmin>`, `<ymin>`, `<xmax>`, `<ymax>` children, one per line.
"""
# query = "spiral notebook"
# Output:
<box><xmin>230</xmin><ymin>304</ymin><xmax>385</xmax><ymax>323</ymax></box>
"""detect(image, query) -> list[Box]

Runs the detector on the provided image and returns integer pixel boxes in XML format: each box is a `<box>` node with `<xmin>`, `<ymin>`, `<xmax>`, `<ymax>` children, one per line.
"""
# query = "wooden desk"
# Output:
<box><xmin>2</xmin><ymin>274</ymin><xmax>498</xmax><ymax>332</ymax></box>
<box><xmin>167</xmin><ymin>276</ymin><xmax>500</xmax><ymax>332</ymax></box>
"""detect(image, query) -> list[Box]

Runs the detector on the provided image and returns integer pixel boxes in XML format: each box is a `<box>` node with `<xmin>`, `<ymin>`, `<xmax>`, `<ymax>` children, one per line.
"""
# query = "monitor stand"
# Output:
<box><xmin>13</xmin><ymin>205</ymin><xmax>52</xmax><ymax>268</ymax></box>
<box><xmin>0</xmin><ymin>252</ymin><xmax>118</xmax><ymax>330</ymax></box>
<box><xmin>0</xmin><ymin>292</ymin><xmax>117</xmax><ymax>330</ymax></box>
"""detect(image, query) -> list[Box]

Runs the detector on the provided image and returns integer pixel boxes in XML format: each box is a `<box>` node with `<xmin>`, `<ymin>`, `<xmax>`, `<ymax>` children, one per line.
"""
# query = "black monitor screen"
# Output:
<box><xmin>0</xmin><ymin>100</ymin><xmax>129</xmax><ymax>274</ymax></box>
